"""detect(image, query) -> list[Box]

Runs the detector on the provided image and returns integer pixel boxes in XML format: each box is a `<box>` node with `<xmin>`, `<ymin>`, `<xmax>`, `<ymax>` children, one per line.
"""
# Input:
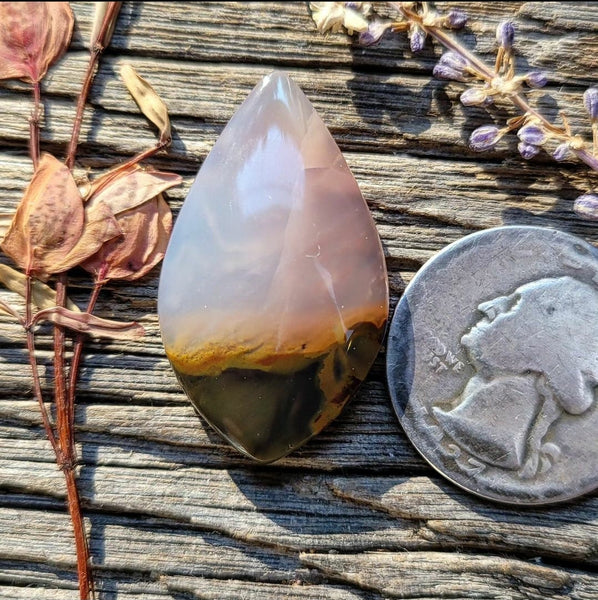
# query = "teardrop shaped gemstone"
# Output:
<box><xmin>158</xmin><ymin>72</ymin><xmax>388</xmax><ymax>463</ymax></box>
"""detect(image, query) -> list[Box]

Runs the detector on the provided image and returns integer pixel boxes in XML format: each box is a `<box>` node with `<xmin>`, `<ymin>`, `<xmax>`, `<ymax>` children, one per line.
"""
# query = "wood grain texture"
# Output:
<box><xmin>0</xmin><ymin>2</ymin><xmax>597</xmax><ymax>599</ymax></box>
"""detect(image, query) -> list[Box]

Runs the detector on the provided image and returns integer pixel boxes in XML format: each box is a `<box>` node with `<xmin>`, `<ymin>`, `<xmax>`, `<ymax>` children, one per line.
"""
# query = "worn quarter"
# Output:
<box><xmin>386</xmin><ymin>226</ymin><xmax>598</xmax><ymax>505</ymax></box>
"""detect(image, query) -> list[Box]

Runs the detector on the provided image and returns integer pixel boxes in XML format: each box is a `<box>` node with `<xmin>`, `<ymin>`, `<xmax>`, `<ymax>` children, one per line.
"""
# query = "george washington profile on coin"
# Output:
<box><xmin>387</xmin><ymin>226</ymin><xmax>598</xmax><ymax>504</ymax></box>
<box><xmin>432</xmin><ymin>275</ymin><xmax>598</xmax><ymax>480</ymax></box>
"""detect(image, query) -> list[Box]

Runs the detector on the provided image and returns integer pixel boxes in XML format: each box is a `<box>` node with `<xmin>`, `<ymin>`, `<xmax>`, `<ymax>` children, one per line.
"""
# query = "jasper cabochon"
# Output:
<box><xmin>158</xmin><ymin>72</ymin><xmax>388</xmax><ymax>462</ymax></box>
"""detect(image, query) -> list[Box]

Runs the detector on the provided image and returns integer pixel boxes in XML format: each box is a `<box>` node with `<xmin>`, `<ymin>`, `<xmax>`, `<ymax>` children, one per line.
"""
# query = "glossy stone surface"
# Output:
<box><xmin>158</xmin><ymin>72</ymin><xmax>388</xmax><ymax>462</ymax></box>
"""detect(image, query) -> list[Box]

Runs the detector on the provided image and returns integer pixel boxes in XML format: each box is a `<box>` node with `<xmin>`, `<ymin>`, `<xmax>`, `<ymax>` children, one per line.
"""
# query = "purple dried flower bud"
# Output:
<box><xmin>526</xmin><ymin>71</ymin><xmax>547</xmax><ymax>88</ymax></box>
<box><xmin>410</xmin><ymin>26</ymin><xmax>426</xmax><ymax>52</ymax></box>
<box><xmin>518</xmin><ymin>141</ymin><xmax>540</xmax><ymax>160</ymax></box>
<box><xmin>583</xmin><ymin>87</ymin><xmax>598</xmax><ymax>121</ymax></box>
<box><xmin>445</xmin><ymin>8</ymin><xmax>468</xmax><ymax>29</ymax></box>
<box><xmin>433</xmin><ymin>63</ymin><xmax>468</xmax><ymax>82</ymax></box>
<box><xmin>358</xmin><ymin>18</ymin><xmax>391</xmax><ymax>46</ymax></box>
<box><xmin>439</xmin><ymin>51</ymin><xmax>468</xmax><ymax>71</ymax></box>
<box><xmin>460</xmin><ymin>88</ymin><xmax>488</xmax><ymax>106</ymax></box>
<box><xmin>469</xmin><ymin>125</ymin><xmax>502</xmax><ymax>152</ymax></box>
<box><xmin>553</xmin><ymin>143</ymin><xmax>570</xmax><ymax>161</ymax></box>
<box><xmin>496</xmin><ymin>21</ymin><xmax>515</xmax><ymax>49</ymax></box>
<box><xmin>517</xmin><ymin>124</ymin><xmax>546</xmax><ymax>146</ymax></box>
<box><xmin>574</xmin><ymin>193</ymin><xmax>598</xmax><ymax>220</ymax></box>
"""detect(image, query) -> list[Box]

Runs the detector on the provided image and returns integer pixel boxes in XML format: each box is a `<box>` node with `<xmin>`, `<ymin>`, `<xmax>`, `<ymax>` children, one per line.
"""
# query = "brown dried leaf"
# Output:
<box><xmin>121</xmin><ymin>64</ymin><xmax>171</xmax><ymax>143</ymax></box>
<box><xmin>132</xmin><ymin>193</ymin><xmax>172</xmax><ymax>281</ymax></box>
<box><xmin>33</xmin><ymin>306</ymin><xmax>144</xmax><ymax>340</ymax></box>
<box><xmin>49</xmin><ymin>199</ymin><xmax>122</xmax><ymax>275</ymax></box>
<box><xmin>0</xmin><ymin>263</ymin><xmax>80</xmax><ymax>312</ymax></box>
<box><xmin>90</xmin><ymin>2</ymin><xmax>122</xmax><ymax>48</ymax></box>
<box><xmin>0</xmin><ymin>2</ymin><xmax>74</xmax><ymax>83</ymax></box>
<box><xmin>81</xmin><ymin>162</ymin><xmax>178</xmax><ymax>281</ymax></box>
<box><xmin>82</xmin><ymin>192</ymin><xmax>173</xmax><ymax>282</ymax></box>
<box><xmin>1</xmin><ymin>153</ymin><xmax>85</xmax><ymax>275</ymax></box>
<box><xmin>87</xmin><ymin>165</ymin><xmax>182</xmax><ymax>215</ymax></box>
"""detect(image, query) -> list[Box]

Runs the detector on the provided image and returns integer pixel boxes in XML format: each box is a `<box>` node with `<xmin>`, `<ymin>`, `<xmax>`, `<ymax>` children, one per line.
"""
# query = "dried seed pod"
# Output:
<box><xmin>1</xmin><ymin>153</ymin><xmax>120</xmax><ymax>278</ymax></box>
<box><xmin>121</xmin><ymin>64</ymin><xmax>172</xmax><ymax>143</ymax></box>
<box><xmin>90</xmin><ymin>1</ymin><xmax>122</xmax><ymax>48</ymax></box>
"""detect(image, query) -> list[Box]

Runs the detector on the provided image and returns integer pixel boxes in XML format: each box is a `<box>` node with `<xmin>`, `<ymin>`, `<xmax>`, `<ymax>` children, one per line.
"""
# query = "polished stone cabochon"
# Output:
<box><xmin>159</xmin><ymin>72</ymin><xmax>388</xmax><ymax>462</ymax></box>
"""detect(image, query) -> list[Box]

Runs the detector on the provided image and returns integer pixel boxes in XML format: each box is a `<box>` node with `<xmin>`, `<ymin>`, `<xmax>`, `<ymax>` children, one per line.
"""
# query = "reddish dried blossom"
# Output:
<box><xmin>0</xmin><ymin>2</ymin><xmax>74</xmax><ymax>83</ymax></box>
<box><xmin>81</xmin><ymin>165</ymin><xmax>181</xmax><ymax>282</ymax></box>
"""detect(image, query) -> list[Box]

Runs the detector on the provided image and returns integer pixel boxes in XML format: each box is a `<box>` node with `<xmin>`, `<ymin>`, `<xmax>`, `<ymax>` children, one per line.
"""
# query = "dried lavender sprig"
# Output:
<box><xmin>309</xmin><ymin>2</ymin><xmax>598</xmax><ymax>218</ymax></box>
<box><xmin>386</xmin><ymin>1</ymin><xmax>598</xmax><ymax>174</ymax></box>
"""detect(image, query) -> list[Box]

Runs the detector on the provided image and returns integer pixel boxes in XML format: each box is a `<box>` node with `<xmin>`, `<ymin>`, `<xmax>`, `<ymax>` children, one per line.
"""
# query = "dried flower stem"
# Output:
<box><xmin>24</xmin><ymin>275</ymin><xmax>87</xmax><ymax>596</ymax></box>
<box><xmin>50</xmin><ymin>4</ymin><xmax>122</xmax><ymax>596</ymax></box>
<box><xmin>64</xmin><ymin>467</ymin><xmax>93</xmax><ymax>600</ymax></box>
<box><xmin>29</xmin><ymin>81</ymin><xmax>42</xmax><ymax>169</ymax></box>
<box><xmin>53</xmin><ymin>273</ymin><xmax>93</xmax><ymax>600</ymax></box>
<box><xmin>54</xmin><ymin>276</ymin><xmax>69</xmax><ymax>457</ymax></box>
<box><xmin>65</xmin><ymin>1</ymin><xmax>122</xmax><ymax>169</ymax></box>
<box><xmin>390</xmin><ymin>2</ymin><xmax>598</xmax><ymax>172</ymax></box>
<box><xmin>118</xmin><ymin>138</ymin><xmax>171</xmax><ymax>173</ymax></box>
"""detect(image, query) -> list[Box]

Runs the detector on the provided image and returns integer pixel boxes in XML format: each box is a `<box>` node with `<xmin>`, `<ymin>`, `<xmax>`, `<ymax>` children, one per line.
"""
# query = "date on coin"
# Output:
<box><xmin>386</xmin><ymin>226</ymin><xmax>598</xmax><ymax>505</ymax></box>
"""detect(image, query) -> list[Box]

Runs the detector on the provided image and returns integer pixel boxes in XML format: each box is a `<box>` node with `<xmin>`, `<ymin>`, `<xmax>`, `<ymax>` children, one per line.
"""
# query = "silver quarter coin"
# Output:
<box><xmin>386</xmin><ymin>226</ymin><xmax>598</xmax><ymax>505</ymax></box>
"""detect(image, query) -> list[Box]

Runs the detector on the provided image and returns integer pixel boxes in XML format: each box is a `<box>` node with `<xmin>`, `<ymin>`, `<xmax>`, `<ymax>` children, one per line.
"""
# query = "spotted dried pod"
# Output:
<box><xmin>121</xmin><ymin>64</ymin><xmax>171</xmax><ymax>144</ymax></box>
<box><xmin>0</xmin><ymin>2</ymin><xmax>74</xmax><ymax>83</ymax></box>
<box><xmin>1</xmin><ymin>153</ymin><xmax>120</xmax><ymax>278</ymax></box>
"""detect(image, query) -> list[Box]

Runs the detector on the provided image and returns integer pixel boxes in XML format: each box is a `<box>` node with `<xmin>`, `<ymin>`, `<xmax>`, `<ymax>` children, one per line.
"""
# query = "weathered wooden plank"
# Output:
<box><xmin>1</xmin><ymin>449</ymin><xmax>596</xmax><ymax>567</ymax></box>
<box><xmin>0</xmin><ymin>507</ymin><xmax>304</xmax><ymax>582</ymax></box>
<box><xmin>328</xmin><ymin>476</ymin><xmax>598</xmax><ymax>562</ymax></box>
<box><xmin>300</xmin><ymin>551</ymin><xmax>598</xmax><ymax>600</ymax></box>
<box><xmin>0</xmin><ymin>564</ymin><xmax>374</xmax><ymax>600</ymax></box>
<box><xmin>1</xmin><ymin>2</ymin><xmax>598</xmax><ymax>599</ymax></box>
<box><xmin>2</xmin><ymin>67</ymin><xmax>596</xmax><ymax>167</ymax></box>
<box><xmin>0</xmin><ymin>388</ymin><xmax>424</xmax><ymax>471</ymax></box>
<box><xmin>62</xmin><ymin>2</ymin><xmax>598</xmax><ymax>85</ymax></box>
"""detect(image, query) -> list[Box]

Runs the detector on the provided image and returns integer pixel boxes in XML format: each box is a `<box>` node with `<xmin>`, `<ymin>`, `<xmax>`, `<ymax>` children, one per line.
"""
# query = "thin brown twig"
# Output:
<box><xmin>54</xmin><ymin>275</ymin><xmax>69</xmax><ymax>459</ymax></box>
<box><xmin>64</xmin><ymin>466</ymin><xmax>93</xmax><ymax>600</ymax></box>
<box><xmin>29</xmin><ymin>81</ymin><xmax>42</xmax><ymax>169</ymax></box>
<box><xmin>51</xmin><ymin>273</ymin><xmax>94</xmax><ymax>600</ymax></box>
<box><xmin>117</xmin><ymin>139</ymin><xmax>171</xmax><ymax>173</ymax></box>
<box><xmin>65</xmin><ymin>2</ymin><xmax>122</xmax><ymax>169</ymax></box>
<box><xmin>58</xmin><ymin>5</ymin><xmax>122</xmax><ymax>596</ymax></box>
